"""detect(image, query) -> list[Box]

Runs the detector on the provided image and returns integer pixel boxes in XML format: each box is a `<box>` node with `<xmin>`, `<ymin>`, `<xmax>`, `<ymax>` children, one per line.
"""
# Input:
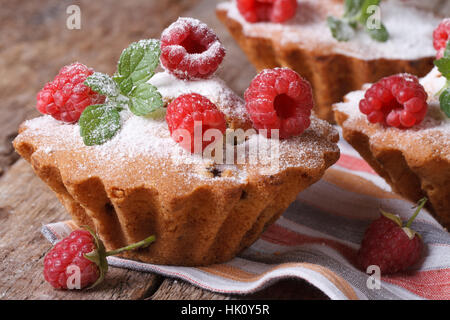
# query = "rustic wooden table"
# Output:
<box><xmin>0</xmin><ymin>0</ymin><xmax>329</xmax><ymax>300</ymax></box>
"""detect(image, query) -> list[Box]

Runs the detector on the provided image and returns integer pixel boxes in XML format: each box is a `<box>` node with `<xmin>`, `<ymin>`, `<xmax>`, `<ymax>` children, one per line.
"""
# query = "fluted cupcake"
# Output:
<box><xmin>14</xmin><ymin>18</ymin><xmax>339</xmax><ymax>266</ymax></box>
<box><xmin>217</xmin><ymin>0</ymin><xmax>440</xmax><ymax>122</ymax></box>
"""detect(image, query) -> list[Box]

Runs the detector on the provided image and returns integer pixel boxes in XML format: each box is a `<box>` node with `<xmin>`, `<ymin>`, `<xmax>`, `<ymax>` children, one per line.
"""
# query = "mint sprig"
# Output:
<box><xmin>434</xmin><ymin>41</ymin><xmax>450</xmax><ymax>118</ymax></box>
<box><xmin>113</xmin><ymin>39</ymin><xmax>161</xmax><ymax>96</ymax></box>
<box><xmin>327</xmin><ymin>0</ymin><xmax>389</xmax><ymax>43</ymax></box>
<box><xmin>80</xmin><ymin>39</ymin><xmax>163</xmax><ymax>146</ymax></box>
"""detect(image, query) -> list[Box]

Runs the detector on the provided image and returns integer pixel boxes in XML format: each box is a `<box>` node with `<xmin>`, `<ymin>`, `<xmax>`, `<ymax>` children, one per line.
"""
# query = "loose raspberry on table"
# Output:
<box><xmin>237</xmin><ymin>0</ymin><xmax>297</xmax><ymax>23</ymax></box>
<box><xmin>244</xmin><ymin>68</ymin><xmax>313</xmax><ymax>139</ymax></box>
<box><xmin>433</xmin><ymin>18</ymin><xmax>450</xmax><ymax>59</ymax></box>
<box><xmin>43</xmin><ymin>228</ymin><xmax>155</xmax><ymax>290</ymax></box>
<box><xmin>166</xmin><ymin>93</ymin><xmax>227</xmax><ymax>153</ymax></box>
<box><xmin>36</xmin><ymin>63</ymin><xmax>105</xmax><ymax>123</ymax></box>
<box><xmin>357</xmin><ymin>215</ymin><xmax>423</xmax><ymax>274</ymax></box>
<box><xmin>359</xmin><ymin>74</ymin><xmax>428</xmax><ymax>128</ymax></box>
<box><xmin>357</xmin><ymin>198</ymin><xmax>427</xmax><ymax>275</ymax></box>
<box><xmin>160</xmin><ymin>18</ymin><xmax>226</xmax><ymax>80</ymax></box>
<box><xmin>44</xmin><ymin>229</ymin><xmax>99</xmax><ymax>290</ymax></box>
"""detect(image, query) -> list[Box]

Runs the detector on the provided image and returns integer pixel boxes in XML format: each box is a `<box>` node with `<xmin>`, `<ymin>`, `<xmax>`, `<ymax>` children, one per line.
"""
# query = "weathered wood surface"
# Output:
<box><xmin>0</xmin><ymin>0</ymin><xmax>328</xmax><ymax>299</ymax></box>
<box><xmin>0</xmin><ymin>159</ymin><xmax>163</xmax><ymax>300</ymax></box>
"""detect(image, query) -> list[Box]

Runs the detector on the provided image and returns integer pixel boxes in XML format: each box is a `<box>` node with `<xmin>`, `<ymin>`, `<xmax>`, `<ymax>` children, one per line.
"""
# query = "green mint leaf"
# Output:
<box><xmin>85</xmin><ymin>72</ymin><xmax>119</xmax><ymax>98</ymax></box>
<box><xmin>343</xmin><ymin>0</ymin><xmax>365</xmax><ymax>19</ymax></box>
<box><xmin>113</xmin><ymin>39</ymin><xmax>161</xmax><ymax>96</ymax></box>
<box><xmin>327</xmin><ymin>17</ymin><xmax>355</xmax><ymax>42</ymax></box>
<box><xmin>365</xmin><ymin>23</ymin><xmax>389</xmax><ymax>42</ymax></box>
<box><xmin>128</xmin><ymin>83</ymin><xmax>163</xmax><ymax>117</ymax></box>
<box><xmin>434</xmin><ymin>57</ymin><xmax>450</xmax><ymax>79</ymax></box>
<box><xmin>145</xmin><ymin>106</ymin><xmax>166</xmax><ymax>119</ymax></box>
<box><xmin>79</xmin><ymin>104</ymin><xmax>121</xmax><ymax>146</ymax></box>
<box><xmin>359</xmin><ymin>0</ymin><xmax>381</xmax><ymax>24</ymax></box>
<box><xmin>338</xmin><ymin>0</ymin><xmax>389</xmax><ymax>42</ymax></box>
<box><xmin>439</xmin><ymin>87</ymin><xmax>450</xmax><ymax>117</ymax></box>
<box><xmin>434</xmin><ymin>42</ymin><xmax>450</xmax><ymax>79</ymax></box>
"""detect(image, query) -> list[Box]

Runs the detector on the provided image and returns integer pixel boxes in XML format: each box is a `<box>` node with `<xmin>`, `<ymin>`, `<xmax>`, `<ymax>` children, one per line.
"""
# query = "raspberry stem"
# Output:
<box><xmin>406</xmin><ymin>197</ymin><xmax>428</xmax><ymax>228</ymax></box>
<box><xmin>105</xmin><ymin>235</ymin><xmax>156</xmax><ymax>256</ymax></box>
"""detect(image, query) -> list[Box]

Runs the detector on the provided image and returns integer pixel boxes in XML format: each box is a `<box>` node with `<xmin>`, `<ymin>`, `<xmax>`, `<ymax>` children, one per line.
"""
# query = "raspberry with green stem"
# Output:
<box><xmin>357</xmin><ymin>198</ymin><xmax>427</xmax><ymax>275</ymax></box>
<box><xmin>44</xmin><ymin>227</ymin><xmax>155</xmax><ymax>290</ymax></box>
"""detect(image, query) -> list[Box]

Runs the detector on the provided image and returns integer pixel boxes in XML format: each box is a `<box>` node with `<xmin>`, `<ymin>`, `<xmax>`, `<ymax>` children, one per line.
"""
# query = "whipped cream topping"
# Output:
<box><xmin>219</xmin><ymin>0</ymin><xmax>441</xmax><ymax>60</ymax></box>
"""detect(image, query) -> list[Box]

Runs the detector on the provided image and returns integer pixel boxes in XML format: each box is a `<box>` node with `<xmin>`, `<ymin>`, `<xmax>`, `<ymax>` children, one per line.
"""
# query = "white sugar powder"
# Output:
<box><xmin>334</xmin><ymin>67</ymin><xmax>449</xmax><ymax>160</ymax></box>
<box><xmin>21</xmin><ymin>72</ymin><xmax>338</xmax><ymax>184</ymax></box>
<box><xmin>220</xmin><ymin>0</ymin><xmax>440</xmax><ymax>60</ymax></box>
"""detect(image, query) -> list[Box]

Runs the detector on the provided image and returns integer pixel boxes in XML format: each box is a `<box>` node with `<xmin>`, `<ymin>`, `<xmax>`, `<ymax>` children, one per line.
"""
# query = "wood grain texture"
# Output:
<box><xmin>0</xmin><ymin>160</ymin><xmax>162</xmax><ymax>300</ymax></box>
<box><xmin>151</xmin><ymin>280</ymin><xmax>230</xmax><ymax>300</ymax></box>
<box><xmin>0</xmin><ymin>0</ymin><xmax>326</xmax><ymax>300</ymax></box>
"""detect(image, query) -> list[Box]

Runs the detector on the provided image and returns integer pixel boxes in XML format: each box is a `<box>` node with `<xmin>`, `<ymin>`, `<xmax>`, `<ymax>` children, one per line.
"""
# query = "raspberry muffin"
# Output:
<box><xmin>217</xmin><ymin>0</ymin><xmax>440</xmax><ymax>122</ymax></box>
<box><xmin>14</xmin><ymin>18</ymin><xmax>339</xmax><ymax>266</ymax></box>
<box><xmin>334</xmin><ymin>67</ymin><xmax>449</xmax><ymax>228</ymax></box>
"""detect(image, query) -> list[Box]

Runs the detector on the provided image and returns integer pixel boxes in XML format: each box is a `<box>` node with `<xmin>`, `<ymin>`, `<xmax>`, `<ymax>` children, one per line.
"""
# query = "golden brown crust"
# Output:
<box><xmin>216</xmin><ymin>7</ymin><xmax>434</xmax><ymax>123</ymax></box>
<box><xmin>14</xmin><ymin>133</ymin><xmax>338</xmax><ymax>265</ymax></box>
<box><xmin>334</xmin><ymin>108</ymin><xmax>450</xmax><ymax>229</ymax></box>
<box><xmin>14</xmin><ymin>73</ymin><xmax>339</xmax><ymax>266</ymax></box>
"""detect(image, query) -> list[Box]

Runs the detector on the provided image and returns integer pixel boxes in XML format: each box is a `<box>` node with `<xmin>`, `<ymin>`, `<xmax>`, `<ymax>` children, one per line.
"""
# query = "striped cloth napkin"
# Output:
<box><xmin>41</xmin><ymin>133</ymin><xmax>450</xmax><ymax>300</ymax></box>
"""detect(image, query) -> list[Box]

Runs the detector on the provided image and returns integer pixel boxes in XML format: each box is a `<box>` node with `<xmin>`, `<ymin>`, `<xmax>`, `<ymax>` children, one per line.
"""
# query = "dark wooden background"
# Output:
<box><xmin>0</xmin><ymin>0</ymin><xmax>328</xmax><ymax>300</ymax></box>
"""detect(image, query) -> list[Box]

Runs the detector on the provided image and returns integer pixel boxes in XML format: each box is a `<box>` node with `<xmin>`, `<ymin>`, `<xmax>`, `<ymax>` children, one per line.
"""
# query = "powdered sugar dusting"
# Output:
<box><xmin>17</xmin><ymin>72</ymin><xmax>338</xmax><ymax>192</ymax></box>
<box><xmin>161</xmin><ymin>17</ymin><xmax>206</xmax><ymax>42</ymax></box>
<box><xmin>160</xmin><ymin>17</ymin><xmax>226</xmax><ymax>80</ymax></box>
<box><xmin>149</xmin><ymin>71</ymin><xmax>247</xmax><ymax>121</ymax></box>
<box><xmin>220</xmin><ymin>0</ymin><xmax>440</xmax><ymax>60</ymax></box>
<box><xmin>334</xmin><ymin>67</ymin><xmax>450</xmax><ymax>161</ymax></box>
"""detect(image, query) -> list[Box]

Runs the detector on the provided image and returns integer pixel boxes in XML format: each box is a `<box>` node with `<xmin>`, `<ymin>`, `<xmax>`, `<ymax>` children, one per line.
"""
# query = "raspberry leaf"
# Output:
<box><xmin>82</xmin><ymin>224</ymin><xmax>155</xmax><ymax>289</ymax></box>
<box><xmin>113</xmin><ymin>39</ymin><xmax>161</xmax><ymax>96</ymax></box>
<box><xmin>327</xmin><ymin>17</ymin><xmax>355</xmax><ymax>42</ymax></box>
<box><xmin>380</xmin><ymin>209</ymin><xmax>402</xmax><ymax>227</ymax></box>
<box><xmin>82</xmin><ymin>226</ymin><xmax>108</xmax><ymax>289</ymax></box>
<box><xmin>84</xmin><ymin>72</ymin><xmax>119</xmax><ymax>98</ymax></box>
<box><xmin>402</xmin><ymin>227</ymin><xmax>417</xmax><ymax>240</ymax></box>
<box><xmin>129</xmin><ymin>83</ymin><xmax>164</xmax><ymax>117</ymax></box>
<box><xmin>79</xmin><ymin>104</ymin><xmax>121</xmax><ymax>146</ymax></box>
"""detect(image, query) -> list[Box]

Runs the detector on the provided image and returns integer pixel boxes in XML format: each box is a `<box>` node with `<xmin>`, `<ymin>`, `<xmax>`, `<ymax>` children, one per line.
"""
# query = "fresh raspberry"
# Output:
<box><xmin>44</xmin><ymin>229</ymin><xmax>99</xmax><ymax>289</ymax></box>
<box><xmin>43</xmin><ymin>228</ymin><xmax>155</xmax><ymax>290</ymax></box>
<box><xmin>244</xmin><ymin>68</ymin><xmax>313</xmax><ymax>139</ymax></box>
<box><xmin>433</xmin><ymin>18</ymin><xmax>450</xmax><ymax>59</ymax></box>
<box><xmin>36</xmin><ymin>63</ymin><xmax>105</xmax><ymax>123</ymax></box>
<box><xmin>160</xmin><ymin>18</ymin><xmax>226</xmax><ymax>80</ymax></box>
<box><xmin>357</xmin><ymin>198</ymin><xmax>427</xmax><ymax>275</ymax></box>
<box><xmin>166</xmin><ymin>93</ymin><xmax>227</xmax><ymax>153</ymax></box>
<box><xmin>237</xmin><ymin>0</ymin><xmax>297</xmax><ymax>23</ymax></box>
<box><xmin>359</xmin><ymin>74</ymin><xmax>428</xmax><ymax>129</ymax></box>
